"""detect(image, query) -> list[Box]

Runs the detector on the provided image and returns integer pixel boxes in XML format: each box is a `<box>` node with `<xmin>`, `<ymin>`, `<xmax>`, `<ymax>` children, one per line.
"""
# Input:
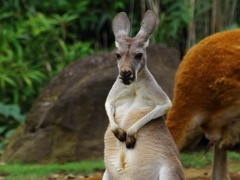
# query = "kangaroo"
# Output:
<box><xmin>103</xmin><ymin>10</ymin><xmax>185</xmax><ymax>180</ymax></box>
<box><xmin>166</xmin><ymin>28</ymin><xmax>240</xmax><ymax>180</ymax></box>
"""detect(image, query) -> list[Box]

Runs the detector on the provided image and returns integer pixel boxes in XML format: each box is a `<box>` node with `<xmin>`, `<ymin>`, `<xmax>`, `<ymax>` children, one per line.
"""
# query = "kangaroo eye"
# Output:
<box><xmin>135</xmin><ymin>53</ymin><xmax>143</xmax><ymax>59</ymax></box>
<box><xmin>116</xmin><ymin>53</ymin><xmax>121</xmax><ymax>60</ymax></box>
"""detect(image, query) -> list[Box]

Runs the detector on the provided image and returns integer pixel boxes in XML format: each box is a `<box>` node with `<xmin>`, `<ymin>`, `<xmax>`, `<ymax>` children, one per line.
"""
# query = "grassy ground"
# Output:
<box><xmin>181</xmin><ymin>150</ymin><xmax>240</xmax><ymax>169</ymax></box>
<box><xmin>1</xmin><ymin>151</ymin><xmax>240</xmax><ymax>180</ymax></box>
<box><xmin>0</xmin><ymin>160</ymin><xmax>104</xmax><ymax>180</ymax></box>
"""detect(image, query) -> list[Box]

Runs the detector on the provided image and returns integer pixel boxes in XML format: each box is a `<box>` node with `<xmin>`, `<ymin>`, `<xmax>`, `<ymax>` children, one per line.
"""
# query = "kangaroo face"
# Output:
<box><xmin>115</xmin><ymin>39</ymin><xmax>147</xmax><ymax>85</ymax></box>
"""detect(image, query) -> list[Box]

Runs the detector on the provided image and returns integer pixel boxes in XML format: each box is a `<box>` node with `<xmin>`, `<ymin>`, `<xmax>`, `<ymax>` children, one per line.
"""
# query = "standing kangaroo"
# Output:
<box><xmin>103</xmin><ymin>10</ymin><xmax>185</xmax><ymax>180</ymax></box>
<box><xmin>166</xmin><ymin>28</ymin><xmax>240</xmax><ymax>180</ymax></box>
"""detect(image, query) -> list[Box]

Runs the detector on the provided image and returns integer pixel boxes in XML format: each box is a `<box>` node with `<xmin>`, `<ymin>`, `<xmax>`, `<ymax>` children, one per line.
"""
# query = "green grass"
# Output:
<box><xmin>1</xmin><ymin>151</ymin><xmax>240</xmax><ymax>179</ymax></box>
<box><xmin>181</xmin><ymin>150</ymin><xmax>240</xmax><ymax>168</ymax></box>
<box><xmin>0</xmin><ymin>160</ymin><xmax>105</xmax><ymax>180</ymax></box>
<box><xmin>181</xmin><ymin>151</ymin><xmax>213</xmax><ymax>168</ymax></box>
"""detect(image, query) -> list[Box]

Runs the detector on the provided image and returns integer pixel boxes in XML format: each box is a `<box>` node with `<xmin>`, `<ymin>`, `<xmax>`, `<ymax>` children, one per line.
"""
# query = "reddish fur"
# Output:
<box><xmin>166</xmin><ymin>28</ymin><xmax>240</xmax><ymax>150</ymax></box>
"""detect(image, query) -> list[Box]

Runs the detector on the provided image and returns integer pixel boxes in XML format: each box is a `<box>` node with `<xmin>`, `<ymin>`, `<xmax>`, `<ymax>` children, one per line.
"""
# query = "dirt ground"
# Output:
<box><xmin>72</xmin><ymin>161</ymin><xmax>240</xmax><ymax>180</ymax></box>
<box><xmin>184</xmin><ymin>161</ymin><xmax>240</xmax><ymax>180</ymax></box>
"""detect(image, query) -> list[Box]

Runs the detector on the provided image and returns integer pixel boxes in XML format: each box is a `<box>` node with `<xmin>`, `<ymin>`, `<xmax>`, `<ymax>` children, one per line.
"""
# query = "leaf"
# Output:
<box><xmin>58</xmin><ymin>39</ymin><xmax>68</xmax><ymax>55</ymax></box>
<box><xmin>6</xmin><ymin>104</ymin><xmax>21</xmax><ymax>115</ymax></box>
<box><xmin>0</xmin><ymin>74</ymin><xmax>16</xmax><ymax>87</ymax></box>
<box><xmin>0</xmin><ymin>103</ymin><xmax>25</xmax><ymax>124</ymax></box>
<box><xmin>0</xmin><ymin>103</ymin><xmax>5</xmax><ymax>115</ymax></box>
<box><xmin>114</xmin><ymin>2</ymin><xmax>125</xmax><ymax>9</ymax></box>
<box><xmin>181</xmin><ymin>12</ymin><xmax>190</xmax><ymax>24</ymax></box>
<box><xmin>63</xmin><ymin>13</ymin><xmax>79</xmax><ymax>23</ymax></box>
<box><xmin>0</xmin><ymin>12</ymin><xmax>14</xmax><ymax>20</ymax></box>
<box><xmin>5</xmin><ymin>129</ymin><xmax>15</xmax><ymax>138</ymax></box>
<box><xmin>0</xmin><ymin>126</ymin><xmax>7</xmax><ymax>134</ymax></box>
<box><xmin>21</xmin><ymin>74</ymin><xmax>33</xmax><ymax>87</ymax></box>
<box><xmin>167</xmin><ymin>2</ymin><xmax>182</xmax><ymax>12</ymax></box>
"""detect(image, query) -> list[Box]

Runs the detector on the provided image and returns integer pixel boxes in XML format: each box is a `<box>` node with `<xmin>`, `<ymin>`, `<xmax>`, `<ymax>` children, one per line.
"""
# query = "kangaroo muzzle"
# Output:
<box><xmin>119</xmin><ymin>69</ymin><xmax>135</xmax><ymax>85</ymax></box>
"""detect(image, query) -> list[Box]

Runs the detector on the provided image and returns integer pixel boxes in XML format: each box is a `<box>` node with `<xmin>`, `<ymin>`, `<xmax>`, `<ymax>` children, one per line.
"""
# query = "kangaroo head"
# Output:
<box><xmin>112</xmin><ymin>10</ymin><xmax>157</xmax><ymax>85</ymax></box>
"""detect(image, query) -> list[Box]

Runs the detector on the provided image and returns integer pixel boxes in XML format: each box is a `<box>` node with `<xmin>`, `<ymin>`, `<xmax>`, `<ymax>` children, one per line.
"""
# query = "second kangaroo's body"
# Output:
<box><xmin>103</xmin><ymin>11</ymin><xmax>185</xmax><ymax>180</ymax></box>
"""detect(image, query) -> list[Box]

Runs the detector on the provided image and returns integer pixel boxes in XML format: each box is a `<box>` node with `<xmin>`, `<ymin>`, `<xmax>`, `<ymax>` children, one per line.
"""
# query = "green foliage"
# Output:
<box><xmin>0</xmin><ymin>1</ymin><xmax>96</xmax><ymax>113</ymax></box>
<box><xmin>152</xmin><ymin>0</ymin><xmax>239</xmax><ymax>55</ymax></box>
<box><xmin>152</xmin><ymin>0</ymin><xmax>190</xmax><ymax>43</ymax></box>
<box><xmin>150</xmin><ymin>0</ymin><xmax>191</xmax><ymax>54</ymax></box>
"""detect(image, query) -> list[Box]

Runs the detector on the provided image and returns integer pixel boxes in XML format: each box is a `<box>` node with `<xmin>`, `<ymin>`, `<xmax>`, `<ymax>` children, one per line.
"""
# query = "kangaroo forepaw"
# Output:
<box><xmin>112</xmin><ymin>128</ymin><xmax>126</xmax><ymax>142</ymax></box>
<box><xmin>126</xmin><ymin>134</ymin><xmax>136</xmax><ymax>149</ymax></box>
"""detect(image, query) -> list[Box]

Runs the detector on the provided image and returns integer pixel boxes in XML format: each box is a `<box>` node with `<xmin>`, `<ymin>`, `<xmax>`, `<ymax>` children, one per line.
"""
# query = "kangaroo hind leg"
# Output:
<box><xmin>102</xmin><ymin>170</ymin><xmax>111</xmax><ymax>180</ymax></box>
<box><xmin>159</xmin><ymin>166</ymin><xmax>185</xmax><ymax>180</ymax></box>
<box><xmin>211</xmin><ymin>144</ymin><xmax>230</xmax><ymax>180</ymax></box>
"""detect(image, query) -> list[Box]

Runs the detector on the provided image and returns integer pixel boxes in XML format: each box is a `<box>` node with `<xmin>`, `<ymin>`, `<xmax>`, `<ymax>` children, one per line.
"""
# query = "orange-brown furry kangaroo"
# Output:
<box><xmin>166</xmin><ymin>28</ymin><xmax>240</xmax><ymax>180</ymax></box>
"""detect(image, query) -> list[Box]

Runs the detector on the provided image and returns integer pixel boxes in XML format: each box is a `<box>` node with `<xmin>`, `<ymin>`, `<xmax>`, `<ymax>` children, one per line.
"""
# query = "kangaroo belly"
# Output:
<box><xmin>104</xmin><ymin>118</ymin><xmax>180</xmax><ymax>180</ymax></box>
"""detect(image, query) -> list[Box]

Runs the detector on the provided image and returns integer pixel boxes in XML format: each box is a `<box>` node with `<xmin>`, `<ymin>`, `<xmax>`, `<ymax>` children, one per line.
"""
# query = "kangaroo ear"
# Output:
<box><xmin>135</xmin><ymin>10</ymin><xmax>157</xmax><ymax>48</ymax></box>
<box><xmin>112</xmin><ymin>12</ymin><xmax>130</xmax><ymax>47</ymax></box>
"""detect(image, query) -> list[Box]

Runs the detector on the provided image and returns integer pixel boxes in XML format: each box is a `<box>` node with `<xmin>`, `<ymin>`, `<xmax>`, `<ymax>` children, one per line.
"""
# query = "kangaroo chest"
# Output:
<box><xmin>113</xmin><ymin>85</ymin><xmax>156</xmax><ymax>128</ymax></box>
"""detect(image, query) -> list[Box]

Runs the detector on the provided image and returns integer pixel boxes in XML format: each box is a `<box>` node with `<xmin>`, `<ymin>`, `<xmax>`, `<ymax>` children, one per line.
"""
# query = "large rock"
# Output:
<box><xmin>1</xmin><ymin>44</ymin><xmax>180</xmax><ymax>163</ymax></box>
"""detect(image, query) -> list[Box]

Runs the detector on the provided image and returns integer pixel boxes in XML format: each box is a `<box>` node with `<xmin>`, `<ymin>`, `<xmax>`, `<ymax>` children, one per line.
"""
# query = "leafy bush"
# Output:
<box><xmin>0</xmin><ymin>1</ymin><xmax>97</xmax><ymax>112</ymax></box>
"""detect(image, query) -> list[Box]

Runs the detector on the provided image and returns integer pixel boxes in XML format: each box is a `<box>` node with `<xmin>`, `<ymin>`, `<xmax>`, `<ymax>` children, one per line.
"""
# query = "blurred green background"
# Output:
<box><xmin>0</xmin><ymin>0</ymin><xmax>239</xmax><ymax>154</ymax></box>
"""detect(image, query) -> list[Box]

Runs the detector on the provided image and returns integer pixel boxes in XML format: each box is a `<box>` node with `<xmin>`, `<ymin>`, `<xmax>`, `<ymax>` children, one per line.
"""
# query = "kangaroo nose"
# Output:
<box><xmin>120</xmin><ymin>70</ymin><xmax>132</xmax><ymax>78</ymax></box>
